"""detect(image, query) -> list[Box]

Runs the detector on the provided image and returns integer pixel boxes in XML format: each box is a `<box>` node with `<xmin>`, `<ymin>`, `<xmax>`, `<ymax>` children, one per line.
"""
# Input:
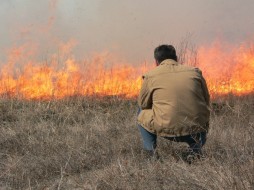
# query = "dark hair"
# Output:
<box><xmin>154</xmin><ymin>45</ymin><xmax>177</xmax><ymax>64</ymax></box>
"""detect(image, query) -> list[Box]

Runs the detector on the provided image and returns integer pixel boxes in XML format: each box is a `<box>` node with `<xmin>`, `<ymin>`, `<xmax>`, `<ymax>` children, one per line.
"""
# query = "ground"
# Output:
<box><xmin>0</xmin><ymin>96</ymin><xmax>253</xmax><ymax>189</ymax></box>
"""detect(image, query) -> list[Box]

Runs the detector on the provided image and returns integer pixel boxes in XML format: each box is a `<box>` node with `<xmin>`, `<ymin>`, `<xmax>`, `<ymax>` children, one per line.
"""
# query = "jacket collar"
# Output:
<box><xmin>160</xmin><ymin>59</ymin><xmax>178</xmax><ymax>66</ymax></box>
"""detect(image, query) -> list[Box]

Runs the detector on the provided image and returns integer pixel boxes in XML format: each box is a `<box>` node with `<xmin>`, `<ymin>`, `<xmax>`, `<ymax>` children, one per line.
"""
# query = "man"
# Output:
<box><xmin>137</xmin><ymin>45</ymin><xmax>210</xmax><ymax>159</ymax></box>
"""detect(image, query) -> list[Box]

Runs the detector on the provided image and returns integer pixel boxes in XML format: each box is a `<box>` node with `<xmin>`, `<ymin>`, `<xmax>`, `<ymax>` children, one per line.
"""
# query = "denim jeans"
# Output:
<box><xmin>138</xmin><ymin>125</ymin><xmax>207</xmax><ymax>154</ymax></box>
<box><xmin>137</xmin><ymin>109</ymin><xmax>207</xmax><ymax>154</ymax></box>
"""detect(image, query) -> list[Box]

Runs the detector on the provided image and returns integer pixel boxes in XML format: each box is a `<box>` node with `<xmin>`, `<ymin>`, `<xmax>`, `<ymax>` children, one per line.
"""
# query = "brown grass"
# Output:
<box><xmin>0</xmin><ymin>96</ymin><xmax>253</xmax><ymax>190</ymax></box>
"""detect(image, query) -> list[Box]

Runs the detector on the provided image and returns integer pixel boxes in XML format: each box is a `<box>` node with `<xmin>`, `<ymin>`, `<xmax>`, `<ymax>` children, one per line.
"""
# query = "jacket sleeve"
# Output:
<box><xmin>138</xmin><ymin>76</ymin><xmax>153</xmax><ymax>109</ymax></box>
<box><xmin>196</xmin><ymin>68</ymin><xmax>210</xmax><ymax>106</ymax></box>
<box><xmin>200</xmin><ymin>74</ymin><xmax>210</xmax><ymax>106</ymax></box>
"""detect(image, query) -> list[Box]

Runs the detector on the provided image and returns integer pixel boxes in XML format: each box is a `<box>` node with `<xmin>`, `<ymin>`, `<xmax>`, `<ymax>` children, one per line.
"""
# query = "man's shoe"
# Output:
<box><xmin>186</xmin><ymin>152</ymin><xmax>205</xmax><ymax>164</ymax></box>
<box><xmin>142</xmin><ymin>150</ymin><xmax>160</xmax><ymax>161</ymax></box>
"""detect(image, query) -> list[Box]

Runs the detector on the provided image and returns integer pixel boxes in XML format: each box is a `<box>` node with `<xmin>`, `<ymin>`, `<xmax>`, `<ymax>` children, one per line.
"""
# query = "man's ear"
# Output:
<box><xmin>155</xmin><ymin>60</ymin><xmax>159</xmax><ymax>66</ymax></box>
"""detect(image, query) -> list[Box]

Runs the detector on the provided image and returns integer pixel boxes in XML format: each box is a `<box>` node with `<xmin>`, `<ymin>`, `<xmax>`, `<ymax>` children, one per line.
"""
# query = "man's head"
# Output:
<box><xmin>154</xmin><ymin>45</ymin><xmax>177</xmax><ymax>65</ymax></box>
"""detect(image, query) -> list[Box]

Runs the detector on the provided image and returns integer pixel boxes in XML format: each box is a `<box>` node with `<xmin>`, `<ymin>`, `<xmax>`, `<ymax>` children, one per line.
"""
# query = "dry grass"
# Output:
<box><xmin>0</xmin><ymin>96</ymin><xmax>253</xmax><ymax>190</ymax></box>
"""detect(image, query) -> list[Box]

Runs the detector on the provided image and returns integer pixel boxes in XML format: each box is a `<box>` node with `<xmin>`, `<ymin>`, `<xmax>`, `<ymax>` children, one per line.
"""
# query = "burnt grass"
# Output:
<box><xmin>0</xmin><ymin>96</ymin><xmax>253</xmax><ymax>190</ymax></box>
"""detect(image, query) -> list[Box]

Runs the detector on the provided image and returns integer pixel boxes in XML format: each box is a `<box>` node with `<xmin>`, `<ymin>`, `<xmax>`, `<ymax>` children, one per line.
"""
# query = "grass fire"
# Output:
<box><xmin>0</xmin><ymin>40</ymin><xmax>253</xmax><ymax>100</ymax></box>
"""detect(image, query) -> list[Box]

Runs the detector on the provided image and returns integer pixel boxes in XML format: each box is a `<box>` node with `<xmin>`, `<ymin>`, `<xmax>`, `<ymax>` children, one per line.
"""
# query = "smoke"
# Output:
<box><xmin>0</xmin><ymin>0</ymin><xmax>254</xmax><ymax>64</ymax></box>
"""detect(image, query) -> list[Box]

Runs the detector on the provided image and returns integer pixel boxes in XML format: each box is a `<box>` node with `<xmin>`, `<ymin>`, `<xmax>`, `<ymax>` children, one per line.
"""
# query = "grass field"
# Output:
<box><xmin>0</xmin><ymin>95</ymin><xmax>253</xmax><ymax>189</ymax></box>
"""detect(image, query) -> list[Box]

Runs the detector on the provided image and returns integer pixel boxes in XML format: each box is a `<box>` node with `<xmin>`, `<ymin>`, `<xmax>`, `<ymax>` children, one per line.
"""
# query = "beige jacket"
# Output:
<box><xmin>138</xmin><ymin>59</ymin><xmax>210</xmax><ymax>137</ymax></box>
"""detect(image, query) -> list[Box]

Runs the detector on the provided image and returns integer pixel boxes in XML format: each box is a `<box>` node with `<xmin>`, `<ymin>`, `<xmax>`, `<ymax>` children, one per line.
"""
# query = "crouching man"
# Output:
<box><xmin>137</xmin><ymin>45</ymin><xmax>210</xmax><ymax>160</ymax></box>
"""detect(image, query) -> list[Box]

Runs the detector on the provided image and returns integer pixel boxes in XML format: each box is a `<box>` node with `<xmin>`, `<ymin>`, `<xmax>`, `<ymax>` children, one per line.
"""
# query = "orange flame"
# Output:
<box><xmin>198</xmin><ymin>41</ymin><xmax>254</xmax><ymax>98</ymax></box>
<box><xmin>0</xmin><ymin>45</ymin><xmax>149</xmax><ymax>99</ymax></box>
<box><xmin>0</xmin><ymin>40</ymin><xmax>253</xmax><ymax>100</ymax></box>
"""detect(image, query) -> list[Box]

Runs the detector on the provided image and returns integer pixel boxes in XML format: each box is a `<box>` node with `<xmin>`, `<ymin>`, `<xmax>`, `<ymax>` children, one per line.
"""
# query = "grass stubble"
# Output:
<box><xmin>0</xmin><ymin>95</ymin><xmax>253</xmax><ymax>190</ymax></box>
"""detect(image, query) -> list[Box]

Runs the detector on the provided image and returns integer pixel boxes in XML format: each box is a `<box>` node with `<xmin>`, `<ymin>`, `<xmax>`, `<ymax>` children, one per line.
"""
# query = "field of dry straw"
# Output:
<box><xmin>0</xmin><ymin>95</ymin><xmax>253</xmax><ymax>190</ymax></box>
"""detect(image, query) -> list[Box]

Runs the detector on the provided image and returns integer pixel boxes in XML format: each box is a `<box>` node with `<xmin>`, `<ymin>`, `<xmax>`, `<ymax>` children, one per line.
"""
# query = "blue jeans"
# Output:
<box><xmin>137</xmin><ymin>109</ymin><xmax>207</xmax><ymax>154</ymax></box>
<box><xmin>138</xmin><ymin>125</ymin><xmax>207</xmax><ymax>154</ymax></box>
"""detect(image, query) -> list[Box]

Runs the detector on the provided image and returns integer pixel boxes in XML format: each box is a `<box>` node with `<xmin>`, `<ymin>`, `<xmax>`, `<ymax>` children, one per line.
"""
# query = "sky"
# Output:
<box><xmin>0</xmin><ymin>0</ymin><xmax>254</xmax><ymax>63</ymax></box>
